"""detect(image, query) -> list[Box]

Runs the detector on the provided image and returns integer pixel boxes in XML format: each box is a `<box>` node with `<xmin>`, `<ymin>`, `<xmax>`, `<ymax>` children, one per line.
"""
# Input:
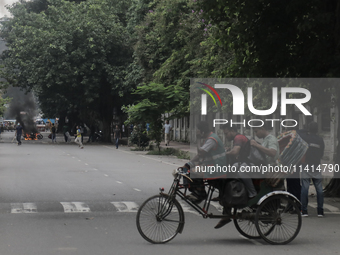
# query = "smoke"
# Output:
<box><xmin>4</xmin><ymin>86</ymin><xmax>38</xmax><ymax>133</ymax></box>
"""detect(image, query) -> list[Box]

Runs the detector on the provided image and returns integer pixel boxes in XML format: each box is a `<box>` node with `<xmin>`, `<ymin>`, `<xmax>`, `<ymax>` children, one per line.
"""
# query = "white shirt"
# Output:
<box><xmin>164</xmin><ymin>123</ymin><xmax>172</xmax><ymax>134</ymax></box>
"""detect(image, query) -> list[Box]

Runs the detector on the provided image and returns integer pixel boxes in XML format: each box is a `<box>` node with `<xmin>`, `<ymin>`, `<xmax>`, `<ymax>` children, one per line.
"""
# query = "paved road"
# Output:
<box><xmin>1</xmin><ymin>131</ymin><xmax>340</xmax><ymax>255</ymax></box>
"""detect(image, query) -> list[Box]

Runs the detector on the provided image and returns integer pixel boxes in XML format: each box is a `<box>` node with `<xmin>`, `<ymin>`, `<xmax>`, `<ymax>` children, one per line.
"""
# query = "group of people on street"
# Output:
<box><xmin>182</xmin><ymin>120</ymin><xmax>325</xmax><ymax>229</ymax></box>
<box><xmin>58</xmin><ymin>122</ymin><xmax>123</xmax><ymax>149</ymax></box>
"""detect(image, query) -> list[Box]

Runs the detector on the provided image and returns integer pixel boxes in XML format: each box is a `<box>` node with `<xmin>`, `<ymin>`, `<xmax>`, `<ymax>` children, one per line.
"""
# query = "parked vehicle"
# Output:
<box><xmin>94</xmin><ymin>130</ymin><xmax>103</xmax><ymax>142</ymax></box>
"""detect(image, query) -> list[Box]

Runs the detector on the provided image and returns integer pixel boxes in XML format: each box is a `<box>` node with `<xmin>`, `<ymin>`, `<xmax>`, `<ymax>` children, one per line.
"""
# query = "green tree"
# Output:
<box><xmin>0</xmin><ymin>97</ymin><xmax>10</xmax><ymax>117</ymax></box>
<box><xmin>197</xmin><ymin>0</ymin><xmax>340</xmax><ymax>196</ymax></box>
<box><xmin>0</xmin><ymin>0</ymin><xmax>133</xmax><ymax>141</ymax></box>
<box><xmin>123</xmin><ymin>83</ymin><xmax>186</xmax><ymax>150</ymax></box>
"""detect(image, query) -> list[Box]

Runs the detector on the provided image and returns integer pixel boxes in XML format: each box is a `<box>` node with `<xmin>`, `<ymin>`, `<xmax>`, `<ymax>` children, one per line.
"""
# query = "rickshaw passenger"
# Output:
<box><xmin>246</xmin><ymin>125</ymin><xmax>281</xmax><ymax>205</ymax></box>
<box><xmin>214</xmin><ymin>124</ymin><xmax>252</xmax><ymax>229</ymax></box>
<box><xmin>221</xmin><ymin>124</ymin><xmax>258</xmax><ymax>197</ymax></box>
<box><xmin>250</xmin><ymin>126</ymin><xmax>280</xmax><ymax>166</ymax></box>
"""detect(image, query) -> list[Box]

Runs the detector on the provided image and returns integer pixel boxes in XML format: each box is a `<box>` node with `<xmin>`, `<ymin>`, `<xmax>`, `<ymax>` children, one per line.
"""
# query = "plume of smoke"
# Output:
<box><xmin>4</xmin><ymin>87</ymin><xmax>38</xmax><ymax>133</ymax></box>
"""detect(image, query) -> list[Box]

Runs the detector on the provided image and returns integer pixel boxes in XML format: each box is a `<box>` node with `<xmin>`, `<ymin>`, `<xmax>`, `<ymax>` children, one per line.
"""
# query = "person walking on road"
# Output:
<box><xmin>163</xmin><ymin>120</ymin><xmax>172</xmax><ymax>146</ymax></box>
<box><xmin>300</xmin><ymin>122</ymin><xmax>325</xmax><ymax>217</ymax></box>
<box><xmin>75</xmin><ymin>126</ymin><xmax>84</xmax><ymax>149</ymax></box>
<box><xmin>51</xmin><ymin>123</ymin><xmax>57</xmax><ymax>143</ymax></box>
<box><xmin>114</xmin><ymin>125</ymin><xmax>121</xmax><ymax>149</ymax></box>
<box><xmin>80</xmin><ymin>124</ymin><xmax>84</xmax><ymax>143</ymax></box>
<box><xmin>63</xmin><ymin>124</ymin><xmax>69</xmax><ymax>142</ymax></box>
<box><xmin>15</xmin><ymin>123</ymin><xmax>23</xmax><ymax>145</ymax></box>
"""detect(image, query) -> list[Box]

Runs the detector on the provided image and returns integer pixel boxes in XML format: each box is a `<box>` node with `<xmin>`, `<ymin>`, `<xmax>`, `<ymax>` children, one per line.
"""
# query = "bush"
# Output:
<box><xmin>129</xmin><ymin>130</ymin><xmax>150</xmax><ymax>148</ymax></box>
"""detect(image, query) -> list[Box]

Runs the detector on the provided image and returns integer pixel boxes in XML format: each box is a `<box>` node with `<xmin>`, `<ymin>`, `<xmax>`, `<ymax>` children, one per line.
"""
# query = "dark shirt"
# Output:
<box><xmin>300</xmin><ymin>132</ymin><xmax>325</xmax><ymax>167</ymax></box>
<box><xmin>114</xmin><ymin>128</ymin><xmax>121</xmax><ymax>138</ymax></box>
<box><xmin>62</xmin><ymin>125</ymin><xmax>68</xmax><ymax>134</ymax></box>
<box><xmin>52</xmin><ymin>126</ymin><xmax>56</xmax><ymax>134</ymax></box>
<box><xmin>16</xmin><ymin>125</ymin><xmax>23</xmax><ymax>136</ymax></box>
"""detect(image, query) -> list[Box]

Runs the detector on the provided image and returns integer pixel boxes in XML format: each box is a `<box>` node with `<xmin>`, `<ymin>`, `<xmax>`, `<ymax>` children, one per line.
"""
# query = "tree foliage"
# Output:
<box><xmin>0</xmin><ymin>97</ymin><xmax>11</xmax><ymax>117</ymax></box>
<box><xmin>196</xmin><ymin>0</ymin><xmax>340</xmax><ymax>196</ymax></box>
<box><xmin>123</xmin><ymin>82</ymin><xmax>186</xmax><ymax>149</ymax></box>
<box><xmin>0</xmin><ymin>0</ymin><xmax>133</xmax><ymax>141</ymax></box>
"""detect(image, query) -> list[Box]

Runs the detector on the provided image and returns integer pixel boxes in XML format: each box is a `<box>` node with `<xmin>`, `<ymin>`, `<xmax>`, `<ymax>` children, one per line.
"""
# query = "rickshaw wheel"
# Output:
<box><xmin>136</xmin><ymin>194</ymin><xmax>184</xmax><ymax>244</ymax></box>
<box><xmin>255</xmin><ymin>194</ymin><xmax>302</xmax><ymax>245</ymax></box>
<box><xmin>233</xmin><ymin>207</ymin><xmax>261</xmax><ymax>239</ymax></box>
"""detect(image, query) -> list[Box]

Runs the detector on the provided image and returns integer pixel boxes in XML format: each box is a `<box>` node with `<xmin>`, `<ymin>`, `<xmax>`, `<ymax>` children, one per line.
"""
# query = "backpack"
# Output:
<box><xmin>222</xmin><ymin>179</ymin><xmax>248</xmax><ymax>208</ymax></box>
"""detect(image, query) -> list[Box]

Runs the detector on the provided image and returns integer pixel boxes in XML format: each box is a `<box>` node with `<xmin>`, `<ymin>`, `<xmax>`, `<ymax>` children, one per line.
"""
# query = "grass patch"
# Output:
<box><xmin>147</xmin><ymin>148</ymin><xmax>190</xmax><ymax>160</ymax></box>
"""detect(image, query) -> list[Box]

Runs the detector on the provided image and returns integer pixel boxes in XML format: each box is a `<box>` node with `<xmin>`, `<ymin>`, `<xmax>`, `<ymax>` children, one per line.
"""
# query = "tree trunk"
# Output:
<box><xmin>98</xmin><ymin>79</ymin><xmax>113</xmax><ymax>143</ymax></box>
<box><xmin>102</xmin><ymin>116</ymin><xmax>112</xmax><ymax>143</ymax></box>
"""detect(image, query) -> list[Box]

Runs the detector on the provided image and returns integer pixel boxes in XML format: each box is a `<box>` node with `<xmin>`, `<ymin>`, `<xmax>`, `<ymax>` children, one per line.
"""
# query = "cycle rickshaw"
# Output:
<box><xmin>136</xmin><ymin>130</ymin><xmax>307</xmax><ymax>245</ymax></box>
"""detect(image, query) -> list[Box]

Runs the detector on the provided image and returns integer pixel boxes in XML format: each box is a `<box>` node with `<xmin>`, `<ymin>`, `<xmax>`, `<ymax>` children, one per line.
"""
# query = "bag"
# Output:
<box><xmin>48</xmin><ymin>134</ymin><xmax>52</xmax><ymax>139</ymax></box>
<box><xmin>222</xmin><ymin>179</ymin><xmax>248</xmax><ymax>208</ymax></box>
<box><xmin>247</xmin><ymin>141</ymin><xmax>267</xmax><ymax>165</ymax></box>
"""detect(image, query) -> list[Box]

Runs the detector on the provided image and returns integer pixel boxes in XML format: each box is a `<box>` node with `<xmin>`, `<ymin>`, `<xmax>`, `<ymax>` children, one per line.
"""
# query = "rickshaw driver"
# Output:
<box><xmin>181</xmin><ymin>121</ymin><xmax>227</xmax><ymax>204</ymax></box>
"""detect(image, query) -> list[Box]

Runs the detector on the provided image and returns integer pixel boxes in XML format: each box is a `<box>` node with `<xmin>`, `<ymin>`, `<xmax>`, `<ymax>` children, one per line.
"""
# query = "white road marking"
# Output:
<box><xmin>178</xmin><ymin>200</ymin><xmax>200</xmax><ymax>215</ymax></box>
<box><xmin>309</xmin><ymin>202</ymin><xmax>340</xmax><ymax>212</ymax></box>
<box><xmin>240</xmin><ymin>235</ymin><xmax>262</xmax><ymax>245</ymax></box>
<box><xmin>104</xmin><ymin>174</ymin><xmax>109</xmax><ymax>177</ymax></box>
<box><xmin>210</xmin><ymin>201</ymin><xmax>223</xmax><ymax>213</ymax></box>
<box><xmin>93</xmin><ymin>168</ymin><xmax>98</xmax><ymax>171</ymax></box>
<box><xmin>60</xmin><ymin>202</ymin><xmax>91</xmax><ymax>213</ymax></box>
<box><xmin>116</xmin><ymin>181</ymin><xmax>122</xmax><ymax>184</ymax></box>
<box><xmin>134</xmin><ymin>188</ymin><xmax>141</xmax><ymax>192</ymax></box>
<box><xmin>11</xmin><ymin>203</ymin><xmax>37</xmax><ymax>213</ymax></box>
<box><xmin>85</xmin><ymin>163</ymin><xmax>88</xmax><ymax>166</ymax></box>
<box><xmin>111</xmin><ymin>202</ymin><xmax>139</xmax><ymax>212</ymax></box>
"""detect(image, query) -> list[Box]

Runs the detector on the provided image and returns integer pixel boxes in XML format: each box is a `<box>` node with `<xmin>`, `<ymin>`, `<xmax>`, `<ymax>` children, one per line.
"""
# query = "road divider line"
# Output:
<box><xmin>11</xmin><ymin>203</ymin><xmax>37</xmax><ymax>213</ymax></box>
<box><xmin>210</xmin><ymin>201</ymin><xmax>223</xmax><ymax>213</ymax></box>
<box><xmin>177</xmin><ymin>201</ymin><xmax>200</xmax><ymax>215</ymax></box>
<box><xmin>111</xmin><ymin>202</ymin><xmax>139</xmax><ymax>212</ymax></box>
<box><xmin>60</xmin><ymin>202</ymin><xmax>91</xmax><ymax>213</ymax></box>
<box><xmin>309</xmin><ymin>202</ymin><xmax>340</xmax><ymax>212</ymax></box>
<box><xmin>134</xmin><ymin>188</ymin><xmax>141</xmax><ymax>192</ymax></box>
